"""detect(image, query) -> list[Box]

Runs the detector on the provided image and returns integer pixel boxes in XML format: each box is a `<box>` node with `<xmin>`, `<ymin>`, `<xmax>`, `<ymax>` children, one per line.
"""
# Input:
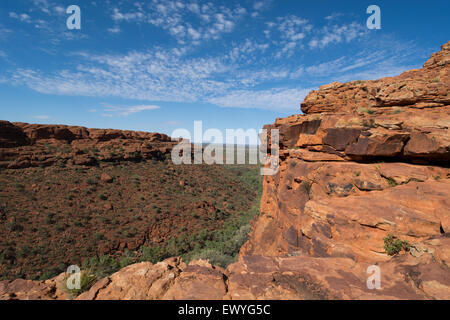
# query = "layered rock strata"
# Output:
<box><xmin>0</xmin><ymin>122</ymin><xmax>177</xmax><ymax>168</ymax></box>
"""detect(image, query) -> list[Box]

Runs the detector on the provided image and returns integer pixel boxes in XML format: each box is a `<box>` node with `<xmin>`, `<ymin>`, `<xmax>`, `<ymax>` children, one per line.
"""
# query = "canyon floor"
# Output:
<box><xmin>0</xmin><ymin>41</ymin><xmax>449</xmax><ymax>300</ymax></box>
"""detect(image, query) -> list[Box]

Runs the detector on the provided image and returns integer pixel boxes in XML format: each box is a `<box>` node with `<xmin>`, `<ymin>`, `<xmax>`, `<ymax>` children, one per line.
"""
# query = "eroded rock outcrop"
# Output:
<box><xmin>0</xmin><ymin>122</ymin><xmax>178</xmax><ymax>169</ymax></box>
<box><xmin>239</xmin><ymin>41</ymin><xmax>450</xmax><ymax>299</ymax></box>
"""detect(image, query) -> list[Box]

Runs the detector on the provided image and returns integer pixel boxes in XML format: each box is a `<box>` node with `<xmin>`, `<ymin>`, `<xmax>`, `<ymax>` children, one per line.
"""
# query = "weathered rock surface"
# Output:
<box><xmin>1</xmin><ymin>42</ymin><xmax>449</xmax><ymax>300</ymax></box>
<box><xmin>301</xmin><ymin>42</ymin><xmax>450</xmax><ymax>115</ymax></box>
<box><xmin>239</xmin><ymin>41</ymin><xmax>450</xmax><ymax>299</ymax></box>
<box><xmin>3</xmin><ymin>245</ymin><xmax>449</xmax><ymax>300</ymax></box>
<box><xmin>0</xmin><ymin>272</ymin><xmax>66</xmax><ymax>300</ymax></box>
<box><xmin>0</xmin><ymin>122</ymin><xmax>178</xmax><ymax>169</ymax></box>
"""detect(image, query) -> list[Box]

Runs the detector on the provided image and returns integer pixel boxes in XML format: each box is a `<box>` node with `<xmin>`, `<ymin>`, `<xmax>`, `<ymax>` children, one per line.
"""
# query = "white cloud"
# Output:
<box><xmin>0</xmin><ymin>26</ymin><xmax>12</xmax><ymax>39</ymax></box>
<box><xmin>107</xmin><ymin>27</ymin><xmax>121</xmax><ymax>34</ymax></box>
<box><xmin>5</xmin><ymin>3</ymin><xmax>420</xmax><ymax>113</ymax></box>
<box><xmin>251</xmin><ymin>0</ymin><xmax>272</xmax><ymax>17</ymax></box>
<box><xmin>111</xmin><ymin>0</ymin><xmax>247</xmax><ymax>44</ymax></box>
<box><xmin>208</xmin><ymin>87</ymin><xmax>312</xmax><ymax>111</ymax></box>
<box><xmin>33</xmin><ymin>115</ymin><xmax>51</xmax><ymax>120</ymax></box>
<box><xmin>53</xmin><ymin>6</ymin><xmax>66</xmax><ymax>15</ymax></box>
<box><xmin>102</xmin><ymin>104</ymin><xmax>161</xmax><ymax>117</ymax></box>
<box><xmin>10</xmin><ymin>41</ymin><xmax>417</xmax><ymax>112</ymax></box>
<box><xmin>325</xmin><ymin>13</ymin><xmax>344</xmax><ymax>21</ymax></box>
<box><xmin>112</xmin><ymin>8</ymin><xmax>145</xmax><ymax>22</ymax></box>
<box><xmin>309</xmin><ymin>22</ymin><xmax>367</xmax><ymax>49</ymax></box>
<box><xmin>164</xmin><ymin>120</ymin><xmax>182</xmax><ymax>126</ymax></box>
<box><xmin>264</xmin><ymin>15</ymin><xmax>313</xmax><ymax>57</ymax></box>
<box><xmin>9</xmin><ymin>12</ymin><xmax>32</xmax><ymax>22</ymax></box>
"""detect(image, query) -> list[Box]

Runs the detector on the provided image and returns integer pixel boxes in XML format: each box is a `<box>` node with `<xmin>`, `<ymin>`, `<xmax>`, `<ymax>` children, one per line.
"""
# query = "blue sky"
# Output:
<box><xmin>0</xmin><ymin>0</ymin><xmax>449</xmax><ymax>138</ymax></box>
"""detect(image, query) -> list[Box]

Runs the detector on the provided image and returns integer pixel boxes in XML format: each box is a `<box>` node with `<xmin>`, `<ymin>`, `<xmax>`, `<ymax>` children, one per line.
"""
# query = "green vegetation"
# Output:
<box><xmin>63</xmin><ymin>270</ymin><xmax>97</xmax><ymax>299</ymax></box>
<box><xmin>301</xmin><ymin>181</ymin><xmax>312</xmax><ymax>196</ymax></box>
<box><xmin>392</xmin><ymin>107</ymin><xmax>403</xmax><ymax>114</ymax></box>
<box><xmin>383</xmin><ymin>234</ymin><xmax>410</xmax><ymax>256</ymax></box>
<box><xmin>81</xmin><ymin>255</ymin><xmax>120</xmax><ymax>279</ymax></box>
<box><xmin>181</xmin><ymin>199</ymin><xmax>259</xmax><ymax>267</ymax></box>
<box><xmin>384</xmin><ymin>177</ymin><xmax>398</xmax><ymax>187</ymax></box>
<box><xmin>0</xmin><ymin>155</ymin><xmax>261</xmax><ymax>281</ymax></box>
<box><xmin>357</xmin><ymin>107</ymin><xmax>375</xmax><ymax>115</ymax></box>
<box><xmin>97</xmin><ymin>193</ymin><xmax>107</xmax><ymax>200</ymax></box>
<box><xmin>140</xmin><ymin>246</ymin><xmax>170</xmax><ymax>264</ymax></box>
<box><xmin>73</xmin><ymin>165</ymin><xmax>261</xmax><ymax>278</ymax></box>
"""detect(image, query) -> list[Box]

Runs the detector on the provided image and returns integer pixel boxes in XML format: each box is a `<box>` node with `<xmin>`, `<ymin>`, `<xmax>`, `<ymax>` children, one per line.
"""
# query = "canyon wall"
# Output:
<box><xmin>0</xmin><ymin>121</ymin><xmax>177</xmax><ymax>168</ymax></box>
<box><xmin>241</xmin><ymin>41</ymin><xmax>450</xmax><ymax>261</ymax></box>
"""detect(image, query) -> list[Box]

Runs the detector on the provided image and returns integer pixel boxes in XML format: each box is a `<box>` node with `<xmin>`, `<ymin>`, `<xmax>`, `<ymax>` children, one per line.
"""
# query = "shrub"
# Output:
<box><xmin>14</xmin><ymin>183</ymin><xmax>25</xmax><ymax>192</ymax></box>
<box><xmin>384</xmin><ymin>177</ymin><xmax>398</xmax><ymax>187</ymax></box>
<box><xmin>190</xmin><ymin>249</ymin><xmax>234</xmax><ymax>267</ymax></box>
<box><xmin>383</xmin><ymin>234</ymin><xmax>410</xmax><ymax>256</ymax></box>
<box><xmin>94</xmin><ymin>232</ymin><xmax>105</xmax><ymax>241</ymax></box>
<box><xmin>357</xmin><ymin>107</ymin><xmax>375</xmax><ymax>115</ymax></box>
<box><xmin>97</xmin><ymin>193</ymin><xmax>107</xmax><ymax>200</ymax></box>
<box><xmin>6</xmin><ymin>221</ymin><xmax>23</xmax><ymax>232</ymax></box>
<box><xmin>44</xmin><ymin>212</ymin><xmax>55</xmax><ymax>225</ymax></box>
<box><xmin>82</xmin><ymin>255</ymin><xmax>120</xmax><ymax>279</ymax></box>
<box><xmin>140</xmin><ymin>246</ymin><xmax>169</xmax><ymax>264</ymax></box>
<box><xmin>392</xmin><ymin>107</ymin><xmax>403</xmax><ymax>114</ymax></box>
<box><xmin>86</xmin><ymin>178</ymin><xmax>97</xmax><ymax>185</ymax></box>
<box><xmin>301</xmin><ymin>181</ymin><xmax>312</xmax><ymax>196</ymax></box>
<box><xmin>63</xmin><ymin>270</ymin><xmax>97</xmax><ymax>298</ymax></box>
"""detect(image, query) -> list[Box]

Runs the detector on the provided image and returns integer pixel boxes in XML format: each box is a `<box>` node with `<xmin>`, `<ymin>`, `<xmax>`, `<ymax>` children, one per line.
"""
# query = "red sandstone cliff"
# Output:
<box><xmin>0</xmin><ymin>122</ymin><xmax>177</xmax><ymax>168</ymax></box>
<box><xmin>1</xmin><ymin>42</ymin><xmax>449</xmax><ymax>300</ymax></box>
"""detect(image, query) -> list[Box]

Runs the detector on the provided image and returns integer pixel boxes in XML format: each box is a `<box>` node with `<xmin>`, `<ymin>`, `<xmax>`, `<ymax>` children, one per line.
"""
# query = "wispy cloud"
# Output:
<box><xmin>2</xmin><ymin>2</ymin><xmax>423</xmax><ymax>113</ymax></box>
<box><xmin>164</xmin><ymin>120</ymin><xmax>182</xmax><ymax>126</ymax></box>
<box><xmin>0</xmin><ymin>26</ymin><xmax>12</xmax><ymax>40</ymax></box>
<box><xmin>101</xmin><ymin>104</ymin><xmax>161</xmax><ymax>117</ymax></box>
<box><xmin>309</xmin><ymin>22</ymin><xmax>367</xmax><ymax>49</ymax></box>
<box><xmin>9</xmin><ymin>12</ymin><xmax>32</xmax><ymax>22</ymax></box>
<box><xmin>111</xmin><ymin>0</ymin><xmax>247</xmax><ymax>44</ymax></box>
<box><xmin>208</xmin><ymin>87</ymin><xmax>312</xmax><ymax>111</ymax></box>
<box><xmin>107</xmin><ymin>27</ymin><xmax>121</xmax><ymax>34</ymax></box>
<box><xmin>263</xmin><ymin>15</ymin><xmax>313</xmax><ymax>57</ymax></box>
<box><xmin>9</xmin><ymin>40</ymin><xmax>419</xmax><ymax>112</ymax></box>
<box><xmin>251</xmin><ymin>0</ymin><xmax>272</xmax><ymax>17</ymax></box>
<box><xmin>33</xmin><ymin>115</ymin><xmax>51</xmax><ymax>120</ymax></box>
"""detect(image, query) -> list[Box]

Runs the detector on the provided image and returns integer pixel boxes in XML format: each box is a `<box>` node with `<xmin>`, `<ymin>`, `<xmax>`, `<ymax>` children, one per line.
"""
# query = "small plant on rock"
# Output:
<box><xmin>383</xmin><ymin>234</ymin><xmax>410</xmax><ymax>256</ymax></box>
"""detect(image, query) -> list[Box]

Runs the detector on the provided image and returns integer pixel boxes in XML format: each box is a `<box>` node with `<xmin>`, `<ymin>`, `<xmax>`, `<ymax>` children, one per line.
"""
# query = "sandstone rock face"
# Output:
<box><xmin>239</xmin><ymin>42</ymin><xmax>450</xmax><ymax>299</ymax></box>
<box><xmin>0</xmin><ymin>273</ymin><xmax>66</xmax><ymax>300</ymax></box>
<box><xmin>1</xmin><ymin>42</ymin><xmax>449</xmax><ymax>300</ymax></box>
<box><xmin>301</xmin><ymin>42</ymin><xmax>450</xmax><ymax>115</ymax></box>
<box><xmin>0</xmin><ymin>121</ymin><xmax>30</xmax><ymax>148</ymax></box>
<box><xmin>0</xmin><ymin>122</ymin><xmax>178</xmax><ymax>169</ymax></box>
<box><xmin>4</xmin><ymin>246</ymin><xmax>449</xmax><ymax>300</ymax></box>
